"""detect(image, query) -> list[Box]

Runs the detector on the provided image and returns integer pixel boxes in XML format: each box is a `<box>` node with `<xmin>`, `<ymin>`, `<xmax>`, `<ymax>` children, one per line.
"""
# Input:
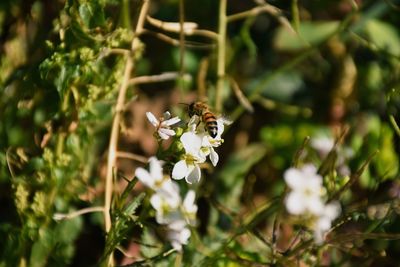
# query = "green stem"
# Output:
<box><xmin>216</xmin><ymin>0</ymin><xmax>227</xmax><ymax>113</ymax></box>
<box><xmin>291</xmin><ymin>0</ymin><xmax>300</xmax><ymax>32</ymax></box>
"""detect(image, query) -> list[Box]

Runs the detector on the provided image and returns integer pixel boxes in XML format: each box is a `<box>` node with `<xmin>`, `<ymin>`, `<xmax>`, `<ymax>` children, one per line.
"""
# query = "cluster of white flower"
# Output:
<box><xmin>284</xmin><ymin>164</ymin><xmax>341</xmax><ymax>244</ymax></box>
<box><xmin>171</xmin><ymin>115</ymin><xmax>226</xmax><ymax>184</ymax></box>
<box><xmin>146</xmin><ymin>111</ymin><xmax>227</xmax><ymax>184</ymax></box>
<box><xmin>139</xmin><ymin>110</ymin><xmax>227</xmax><ymax>250</ymax></box>
<box><xmin>135</xmin><ymin>157</ymin><xmax>197</xmax><ymax>251</ymax></box>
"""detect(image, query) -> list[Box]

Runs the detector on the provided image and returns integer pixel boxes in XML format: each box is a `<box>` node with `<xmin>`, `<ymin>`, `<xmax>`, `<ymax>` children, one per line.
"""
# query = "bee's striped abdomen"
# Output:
<box><xmin>203</xmin><ymin>112</ymin><xmax>218</xmax><ymax>138</ymax></box>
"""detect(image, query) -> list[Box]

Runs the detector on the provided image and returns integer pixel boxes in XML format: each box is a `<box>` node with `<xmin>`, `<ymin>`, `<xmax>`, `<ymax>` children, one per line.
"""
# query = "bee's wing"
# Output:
<box><xmin>219</xmin><ymin>116</ymin><xmax>233</xmax><ymax>126</ymax></box>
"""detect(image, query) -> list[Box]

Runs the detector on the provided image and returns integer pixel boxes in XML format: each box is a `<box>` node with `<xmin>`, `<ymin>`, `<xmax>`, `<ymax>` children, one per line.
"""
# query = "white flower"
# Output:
<box><xmin>135</xmin><ymin>157</ymin><xmax>181</xmax><ymax>223</ymax></box>
<box><xmin>310</xmin><ymin>136</ymin><xmax>335</xmax><ymax>157</ymax></box>
<box><xmin>284</xmin><ymin>164</ymin><xmax>325</xmax><ymax>216</ymax></box>
<box><xmin>135</xmin><ymin>157</ymin><xmax>164</xmax><ymax>189</ymax></box>
<box><xmin>150</xmin><ymin>187</ymin><xmax>181</xmax><ymax>224</ymax></box>
<box><xmin>313</xmin><ymin>202</ymin><xmax>341</xmax><ymax>244</ymax></box>
<box><xmin>182</xmin><ymin>190</ymin><xmax>198</xmax><ymax>226</ymax></box>
<box><xmin>172</xmin><ymin>132</ymin><xmax>206</xmax><ymax>184</ymax></box>
<box><xmin>146</xmin><ymin>111</ymin><xmax>181</xmax><ymax>140</ymax></box>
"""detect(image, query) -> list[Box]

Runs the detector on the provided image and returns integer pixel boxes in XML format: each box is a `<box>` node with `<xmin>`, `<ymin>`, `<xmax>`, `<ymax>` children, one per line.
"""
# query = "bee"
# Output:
<box><xmin>188</xmin><ymin>101</ymin><xmax>219</xmax><ymax>138</ymax></box>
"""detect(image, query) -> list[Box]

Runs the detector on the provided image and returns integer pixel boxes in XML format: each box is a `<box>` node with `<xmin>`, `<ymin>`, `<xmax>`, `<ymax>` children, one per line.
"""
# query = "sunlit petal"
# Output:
<box><xmin>146</xmin><ymin>112</ymin><xmax>159</xmax><ymax>127</ymax></box>
<box><xmin>149</xmin><ymin>157</ymin><xmax>163</xmax><ymax>182</ymax></box>
<box><xmin>159</xmin><ymin>128</ymin><xmax>176</xmax><ymax>138</ymax></box>
<box><xmin>285</xmin><ymin>192</ymin><xmax>306</xmax><ymax>215</ymax></box>
<box><xmin>209</xmin><ymin>148</ymin><xmax>219</xmax><ymax>166</ymax></box>
<box><xmin>181</xmin><ymin>132</ymin><xmax>202</xmax><ymax>153</ymax></box>
<box><xmin>172</xmin><ymin>160</ymin><xmax>188</xmax><ymax>180</ymax></box>
<box><xmin>135</xmin><ymin>168</ymin><xmax>154</xmax><ymax>188</ymax></box>
<box><xmin>163</xmin><ymin>116</ymin><xmax>181</xmax><ymax>126</ymax></box>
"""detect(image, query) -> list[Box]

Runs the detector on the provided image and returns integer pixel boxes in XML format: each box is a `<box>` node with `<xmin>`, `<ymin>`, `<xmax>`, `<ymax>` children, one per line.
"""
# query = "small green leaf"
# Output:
<box><xmin>78</xmin><ymin>2</ymin><xmax>106</xmax><ymax>28</ymax></box>
<box><xmin>124</xmin><ymin>192</ymin><xmax>145</xmax><ymax>216</ymax></box>
<box><xmin>274</xmin><ymin>21</ymin><xmax>339</xmax><ymax>51</ymax></box>
<box><xmin>365</xmin><ymin>19</ymin><xmax>400</xmax><ymax>56</ymax></box>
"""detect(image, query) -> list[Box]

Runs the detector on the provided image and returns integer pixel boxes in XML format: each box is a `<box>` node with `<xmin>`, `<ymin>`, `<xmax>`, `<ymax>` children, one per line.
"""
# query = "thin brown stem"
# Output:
<box><xmin>179</xmin><ymin>0</ymin><xmax>186</xmax><ymax>96</ymax></box>
<box><xmin>116</xmin><ymin>151</ymin><xmax>148</xmax><ymax>163</ymax></box>
<box><xmin>54</xmin><ymin>206</ymin><xmax>105</xmax><ymax>220</ymax></box>
<box><xmin>128</xmin><ymin>72</ymin><xmax>187</xmax><ymax>85</ymax></box>
<box><xmin>142</xmin><ymin>29</ymin><xmax>216</xmax><ymax>49</ymax></box>
<box><xmin>104</xmin><ymin>1</ymin><xmax>149</xmax><ymax>265</ymax></box>
<box><xmin>104</xmin><ymin>56</ymin><xmax>133</xmax><ymax>233</ymax></box>
<box><xmin>146</xmin><ymin>16</ymin><xmax>218</xmax><ymax>40</ymax></box>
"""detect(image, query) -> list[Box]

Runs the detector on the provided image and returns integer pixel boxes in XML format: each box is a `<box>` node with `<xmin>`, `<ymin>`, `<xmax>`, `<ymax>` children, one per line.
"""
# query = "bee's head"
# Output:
<box><xmin>188</xmin><ymin>102</ymin><xmax>196</xmax><ymax>117</ymax></box>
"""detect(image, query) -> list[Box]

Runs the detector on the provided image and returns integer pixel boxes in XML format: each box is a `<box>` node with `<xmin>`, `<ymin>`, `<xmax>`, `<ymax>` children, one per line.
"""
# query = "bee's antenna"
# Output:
<box><xmin>178</xmin><ymin>102</ymin><xmax>189</xmax><ymax>106</ymax></box>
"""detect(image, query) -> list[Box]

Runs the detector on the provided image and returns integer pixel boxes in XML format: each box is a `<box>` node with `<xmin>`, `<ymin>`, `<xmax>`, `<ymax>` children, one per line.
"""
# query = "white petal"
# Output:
<box><xmin>172</xmin><ymin>160</ymin><xmax>188</xmax><ymax>180</ymax></box>
<box><xmin>216</xmin><ymin>118</ymin><xmax>225</xmax><ymax>137</ymax></box>
<box><xmin>209</xmin><ymin>148</ymin><xmax>219</xmax><ymax>166</ymax></box>
<box><xmin>168</xmin><ymin>227</ymin><xmax>191</xmax><ymax>251</ymax></box>
<box><xmin>149</xmin><ymin>157</ymin><xmax>163</xmax><ymax>182</ymax></box>
<box><xmin>201</xmin><ymin>135</ymin><xmax>212</xmax><ymax>147</ymax></box>
<box><xmin>181</xmin><ymin>132</ymin><xmax>202</xmax><ymax>153</ymax></box>
<box><xmin>186</xmin><ymin>165</ymin><xmax>201</xmax><ymax>184</ymax></box>
<box><xmin>301</xmin><ymin>164</ymin><xmax>318</xmax><ymax>177</ymax></box>
<box><xmin>304</xmin><ymin>195</ymin><xmax>325</xmax><ymax>215</ymax></box>
<box><xmin>305</xmin><ymin>175</ymin><xmax>323</xmax><ymax>193</ymax></box>
<box><xmin>311</xmin><ymin>137</ymin><xmax>334</xmax><ymax>155</ymax></box>
<box><xmin>183</xmin><ymin>190</ymin><xmax>198</xmax><ymax>214</ymax></box>
<box><xmin>168</xmin><ymin>219</ymin><xmax>187</xmax><ymax>231</ymax></box>
<box><xmin>158</xmin><ymin>130</ymin><xmax>170</xmax><ymax>140</ymax></box>
<box><xmin>135</xmin><ymin>168</ymin><xmax>154</xmax><ymax>188</ymax></box>
<box><xmin>317</xmin><ymin>216</ymin><xmax>332</xmax><ymax>232</ymax></box>
<box><xmin>313</xmin><ymin>228</ymin><xmax>325</xmax><ymax>245</ymax></box>
<box><xmin>158</xmin><ymin>180</ymin><xmax>181</xmax><ymax>207</ymax></box>
<box><xmin>150</xmin><ymin>194</ymin><xmax>163</xmax><ymax>211</ymax></box>
<box><xmin>324</xmin><ymin>202</ymin><xmax>341</xmax><ymax>220</ymax></box>
<box><xmin>159</xmin><ymin>128</ymin><xmax>176</xmax><ymax>138</ymax></box>
<box><xmin>284</xmin><ymin>168</ymin><xmax>305</xmax><ymax>190</ymax></box>
<box><xmin>163</xmin><ymin>116</ymin><xmax>181</xmax><ymax>126</ymax></box>
<box><xmin>146</xmin><ymin>112</ymin><xmax>159</xmax><ymax>127</ymax></box>
<box><xmin>285</xmin><ymin>192</ymin><xmax>306</xmax><ymax>215</ymax></box>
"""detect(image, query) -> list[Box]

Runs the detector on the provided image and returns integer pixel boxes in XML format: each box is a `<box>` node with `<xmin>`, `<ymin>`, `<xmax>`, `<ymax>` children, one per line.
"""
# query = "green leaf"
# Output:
<box><xmin>78</xmin><ymin>2</ymin><xmax>106</xmax><ymax>29</ymax></box>
<box><xmin>274</xmin><ymin>21</ymin><xmax>339</xmax><ymax>51</ymax></box>
<box><xmin>365</xmin><ymin>19</ymin><xmax>400</xmax><ymax>56</ymax></box>
<box><xmin>124</xmin><ymin>192</ymin><xmax>145</xmax><ymax>216</ymax></box>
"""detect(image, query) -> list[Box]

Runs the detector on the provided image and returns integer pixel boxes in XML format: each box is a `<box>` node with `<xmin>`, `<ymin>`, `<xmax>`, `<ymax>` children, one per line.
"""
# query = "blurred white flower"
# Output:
<box><xmin>182</xmin><ymin>190</ymin><xmax>198</xmax><ymax>226</ymax></box>
<box><xmin>284</xmin><ymin>164</ymin><xmax>325</xmax><ymax>216</ymax></box>
<box><xmin>150</xmin><ymin>186</ymin><xmax>181</xmax><ymax>224</ymax></box>
<box><xmin>172</xmin><ymin>132</ymin><xmax>206</xmax><ymax>184</ymax></box>
<box><xmin>313</xmin><ymin>202</ymin><xmax>341</xmax><ymax>244</ymax></box>
<box><xmin>146</xmin><ymin>111</ymin><xmax>181</xmax><ymax>140</ymax></box>
<box><xmin>153</xmin><ymin>189</ymin><xmax>198</xmax><ymax>250</ymax></box>
<box><xmin>166</xmin><ymin>223</ymin><xmax>191</xmax><ymax>251</ymax></box>
<box><xmin>310</xmin><ymin>136</ymin><xmax>335</xmax><ymax>157</ymax></box>
<box><xmin>135</xmin><ymin>156</ymin><xmax>198</xmax><ymax>251</ymax></box>
<box><xmin>135</xmin><ymin>157</ymin><xmax>164</xmax><ymax>190</ymax></box>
